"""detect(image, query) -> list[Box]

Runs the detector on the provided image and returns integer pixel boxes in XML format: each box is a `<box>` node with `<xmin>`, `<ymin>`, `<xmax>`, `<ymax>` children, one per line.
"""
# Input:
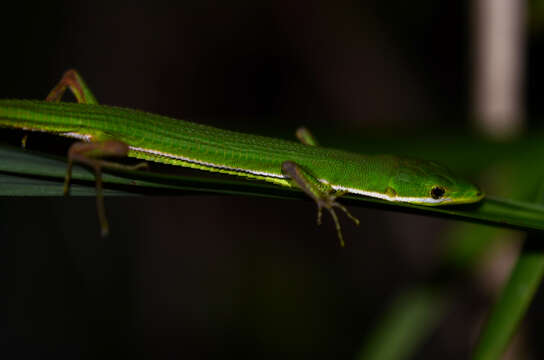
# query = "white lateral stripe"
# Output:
<box><xmin>8</xmin><ymin>128</ymin><xmax>462</xmax><ymax>204</ymax></box>
<box><xmin>129</xmin><ymin>145</ymin><xmax>286</xmax><ymax>179</ymax></box>
<box><xmin>116</xmin><ymin>145</ymin><xmax>446</xmax><ymax>204</ymax></box>
<box><xmin>60</xmin><ymin>132</ymin><xmax>92</xmax><ymax>141</ymax></box>
<box><xmin>331</xmin><ymin>185</ymin><xmax>451</xmax><ymax>204</ymax></box>
<box><xmin>18</xmin><ymin>127</ymin><xmax>93</xmax><ymax>142</ymax></box>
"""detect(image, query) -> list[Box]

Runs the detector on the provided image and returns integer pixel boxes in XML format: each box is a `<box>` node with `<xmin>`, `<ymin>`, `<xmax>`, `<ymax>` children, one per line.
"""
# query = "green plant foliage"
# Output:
<box><xmin>1</xmin><ymin>144</ymin><xmax>544</xmax><ymax>233</ymax></box>
<box><xmin>355</xmin><ymin>287</ymin><xmax>447</xmax><ymax>360</ymax></box>
<box><xmin>472</xmin><ymin>239</ymin><xmax>544</xmax><ymax>360</ymax></box>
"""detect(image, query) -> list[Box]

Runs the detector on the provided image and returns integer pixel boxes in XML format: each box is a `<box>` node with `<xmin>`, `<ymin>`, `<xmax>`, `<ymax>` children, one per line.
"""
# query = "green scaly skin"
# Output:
<box><xmin>0</xmin><ymin>99</ymin><xmax>483</xmax><ymax>205</ymax></box>
<box><xmin>0</xmin><ymin>70</ymin><xmax>484</xmax><ymax>243</ymax></box>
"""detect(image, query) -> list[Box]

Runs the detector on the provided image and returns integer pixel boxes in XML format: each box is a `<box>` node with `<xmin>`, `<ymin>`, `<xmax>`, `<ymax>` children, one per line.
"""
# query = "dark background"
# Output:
<box><xmin>1</xmin><ymin>1</ymin><xmax>543</xmax><ymax>359</ymax></box>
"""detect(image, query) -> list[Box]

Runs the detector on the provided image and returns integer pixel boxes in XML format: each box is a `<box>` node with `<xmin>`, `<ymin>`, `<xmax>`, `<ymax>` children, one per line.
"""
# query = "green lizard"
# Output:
<box><xmin>0</xmin><ymin>70</ymin><xmax>484</xmax><ymax>245</ymax></box>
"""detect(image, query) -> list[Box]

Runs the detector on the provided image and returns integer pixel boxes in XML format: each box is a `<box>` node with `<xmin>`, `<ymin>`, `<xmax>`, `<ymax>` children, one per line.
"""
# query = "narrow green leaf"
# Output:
<box><xmin>355</xmin><ymin>288</ymin><xmax>447</xmax><ymax>360</ymax></box>
<box><xmin>1</xmin><ymin>144</ymin><xmax>544</xmax><ymax>233</ymax></box>
<box><xmin>472</xmin><ymin>182</ymin><xmax>544</xmax><ymax>359</ymax></box>
<box><xmin>471</xmin><ymin>239</ymin><xmax>544</xmax><ymax>360</ymax></box>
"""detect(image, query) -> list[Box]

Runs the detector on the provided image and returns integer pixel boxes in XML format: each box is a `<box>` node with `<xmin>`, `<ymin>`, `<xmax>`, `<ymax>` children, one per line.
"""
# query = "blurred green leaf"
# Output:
<box><xmin>471</xmin><ymin>239</ymin><xmax>544</xmax><ymax>360</ymax></box>
<box><xmin>355</xmin><ymin>287</ymin><xmax>447</xmax><ymax>360</ymax></box>
<box><xmin>471</xmin><ymin>184</ymin><xmax>544</xmax><ymax>359</ymax></box>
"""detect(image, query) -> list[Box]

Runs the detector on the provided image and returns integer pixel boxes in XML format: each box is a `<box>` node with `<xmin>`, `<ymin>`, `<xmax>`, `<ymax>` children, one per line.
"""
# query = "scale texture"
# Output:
<box><xmin>0</xmin><ymin>99</ymin><xmax>482</xmax><ymax>205</ymax></box>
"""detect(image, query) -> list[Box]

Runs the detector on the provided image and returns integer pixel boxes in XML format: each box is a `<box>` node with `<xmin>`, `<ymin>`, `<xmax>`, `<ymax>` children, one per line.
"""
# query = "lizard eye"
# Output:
<box><xmin>431</xmin><ymin>186</ymin><xmax>445</xmax><ymax>200</ymax></box>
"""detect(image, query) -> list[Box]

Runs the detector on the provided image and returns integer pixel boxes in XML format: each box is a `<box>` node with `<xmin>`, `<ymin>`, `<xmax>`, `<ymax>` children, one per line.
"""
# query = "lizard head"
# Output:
<box><xmin>386</xmin><ymin>157</ymin><xmax>484</xmax><ymax>206</ymax></box>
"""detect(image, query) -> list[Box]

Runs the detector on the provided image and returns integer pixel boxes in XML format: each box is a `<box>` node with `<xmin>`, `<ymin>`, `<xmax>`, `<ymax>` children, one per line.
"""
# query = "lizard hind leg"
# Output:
<box><xmin>46</xmin><ymin>69</ymin><xmax>98</xmax><ymax>105</ymax></box>
<box><xmin>46</xmin><ymin>70</ymin><xmax>147</xmax><ymax>237</ymax></box>
<box><xmin>63</xmin><ymin>140</ymin><xmax>148</xmax><ymax>237</ymax></box>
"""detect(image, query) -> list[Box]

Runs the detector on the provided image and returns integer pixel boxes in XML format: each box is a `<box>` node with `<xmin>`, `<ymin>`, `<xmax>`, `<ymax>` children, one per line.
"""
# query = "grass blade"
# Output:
<box><xmin>2</xmin><ymin>144</ymin><xmax>544</xmax><ymax>233</ymax></box>
<box><xmin>471</xmin><ymin>239</ymin><xmax>544</xmax><ymax>359</ymax></box>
